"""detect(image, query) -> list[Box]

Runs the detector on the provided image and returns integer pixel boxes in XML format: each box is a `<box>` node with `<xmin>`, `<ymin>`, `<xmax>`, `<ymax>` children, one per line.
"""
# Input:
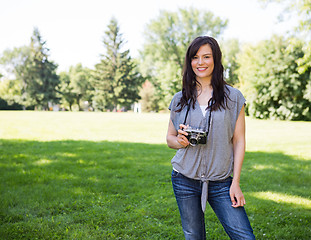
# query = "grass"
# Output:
<box><xmin>0</xmin><ymin>111</ymin><xmax>310</xmax><ymax>239</ymax></box>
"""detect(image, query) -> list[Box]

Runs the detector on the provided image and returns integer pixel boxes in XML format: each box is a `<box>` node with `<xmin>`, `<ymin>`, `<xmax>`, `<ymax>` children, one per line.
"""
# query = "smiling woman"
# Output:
<box><xmin>166</xmin><ymin>36</ymin><xmax>255</xmax><ymax>240</ymax></box>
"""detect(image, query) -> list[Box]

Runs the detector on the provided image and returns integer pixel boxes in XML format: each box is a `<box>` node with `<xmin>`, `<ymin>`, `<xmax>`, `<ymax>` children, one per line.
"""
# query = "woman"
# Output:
<box><xmin>166</xmin><ymin>36</ymin><xmax>255</xmax><ymax>240</ymax></box>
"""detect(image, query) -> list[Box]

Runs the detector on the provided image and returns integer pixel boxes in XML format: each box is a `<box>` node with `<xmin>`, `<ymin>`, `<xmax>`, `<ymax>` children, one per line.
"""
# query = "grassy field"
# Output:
<box><xmin>0</xmin><ymin>111</ymin><xmax>310</xmax><ymax>239</ymax></box>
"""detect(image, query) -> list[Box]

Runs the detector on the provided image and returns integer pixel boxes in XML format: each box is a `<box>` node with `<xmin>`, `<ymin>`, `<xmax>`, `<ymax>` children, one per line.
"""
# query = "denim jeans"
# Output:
<box><xmin>171</xmin><ymin>170</ymin><xmax>255</xmax><ymax>240</ymax></box>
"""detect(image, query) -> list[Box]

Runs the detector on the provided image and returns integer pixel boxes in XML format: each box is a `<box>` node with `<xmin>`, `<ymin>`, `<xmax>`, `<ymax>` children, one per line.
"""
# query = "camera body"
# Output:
<box><xmin>184</xmin><ymin>127</ymin><xmax>207</xmax><ymax>146</ymax></box>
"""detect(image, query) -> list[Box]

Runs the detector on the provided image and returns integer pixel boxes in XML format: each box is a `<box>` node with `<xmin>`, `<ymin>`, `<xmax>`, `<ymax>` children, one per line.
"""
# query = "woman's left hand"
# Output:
<box><xmin>229</xmin><ymin>181</ymin><xmax>246</xmax><ymax>208</ymax></box>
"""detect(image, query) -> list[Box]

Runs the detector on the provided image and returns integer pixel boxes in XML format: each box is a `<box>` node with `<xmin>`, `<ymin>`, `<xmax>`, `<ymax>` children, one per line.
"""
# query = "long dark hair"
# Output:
<box><xmin>176</xmin><ymin>36</ymin><xmax>230</xmax><ymax>112</ymax></box>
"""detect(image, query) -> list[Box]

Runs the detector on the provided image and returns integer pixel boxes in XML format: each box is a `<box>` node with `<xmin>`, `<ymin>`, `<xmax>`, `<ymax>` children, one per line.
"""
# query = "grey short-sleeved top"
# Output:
<box><xmin>169</xmin><ymin>85</ymin><xmax>246</xmax><ymax>181</ymax></box>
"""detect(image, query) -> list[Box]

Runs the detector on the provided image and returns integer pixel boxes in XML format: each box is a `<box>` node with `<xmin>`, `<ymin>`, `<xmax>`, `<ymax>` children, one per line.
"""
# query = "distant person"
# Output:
<box><xmin>166</xmin><ymin>36</ymin><xmax>255</xmax><ymax>240</ymax></box>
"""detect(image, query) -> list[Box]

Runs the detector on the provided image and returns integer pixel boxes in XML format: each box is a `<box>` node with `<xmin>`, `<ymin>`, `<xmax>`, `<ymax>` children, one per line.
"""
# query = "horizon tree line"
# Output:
<box><xmin>0</xmin><ymin>3</ymin><xmax>310</xmax><ymax>120</ymax></box>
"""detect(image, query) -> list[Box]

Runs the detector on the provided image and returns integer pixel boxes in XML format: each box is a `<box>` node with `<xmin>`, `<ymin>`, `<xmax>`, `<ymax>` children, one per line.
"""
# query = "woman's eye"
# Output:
<box><xmin>192</xmin><ymin>56</ymin><xmax>198</xmax><ymax>59</ymax></box>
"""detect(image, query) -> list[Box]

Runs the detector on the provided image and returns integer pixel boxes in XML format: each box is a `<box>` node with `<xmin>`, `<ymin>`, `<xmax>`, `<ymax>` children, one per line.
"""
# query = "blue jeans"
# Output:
<box><xmin>171</xmin><ymin>170</ymin><xmax>255</xmax><ymax>240</ymax></box>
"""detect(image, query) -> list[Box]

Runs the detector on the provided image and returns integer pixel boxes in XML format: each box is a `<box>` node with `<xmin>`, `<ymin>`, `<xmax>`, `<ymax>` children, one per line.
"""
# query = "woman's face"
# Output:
<box><xmin>191</xmin><ymin>44</ymin><xmax>214</xmax><ymax>82</ymax></box>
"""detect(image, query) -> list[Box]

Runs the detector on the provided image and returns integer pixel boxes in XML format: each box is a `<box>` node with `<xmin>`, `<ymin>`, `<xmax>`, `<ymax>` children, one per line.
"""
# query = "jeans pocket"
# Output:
<box><xmin>171</xmin><ymin>169</ymin><xmax>180</xmax><ymax>178</ymax></box>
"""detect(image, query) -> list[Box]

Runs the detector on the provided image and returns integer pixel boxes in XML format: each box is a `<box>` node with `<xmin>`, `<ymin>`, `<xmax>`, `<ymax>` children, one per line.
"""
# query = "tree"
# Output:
<box><xmin>140</xmin><ymin>7</ymin><xmax>228</xmax><ymax>110</ymax></box>
<box><xmin>59</xmin><ymin>64</ymin><xmax>94</xmax><ymax>111</ymax></box>
<box><xmin>0</xmin><ymin>79</ymin><xmax>24</xmax><ymax>109</ymax></box>
<box><xmin>0</xmin><ymin>46</ymin><xmax>31</xmax><ymax>108</ymax></box>
<box><xmin>1</xmin><ymin>28</ymin><xmax>60</xmax><ymax>109</ymax></box>
<box><xmin>238</xmin><ymin>35</ymin><xmax>311</xmax><ymax>120</ymax></box>
<box><xmin>221</xmin><ymin>39</ymin><xmax>241</xmax><ymax>86</ymax></box>
<box><xmin>256</xmin><ymin>0</ymin><xmax>311</xmax><ymax>120</ymax></box>
<box><xmin>58</xmin><ymin>71</ymin><xmax>75</xmax><ymax>111</ymax></box>
<box><xmin>259</xmin><ymin>0</ymin><xmax>311</xmax><ymax>73</ymax></box>
<box><xmin>24</xmin><ymin>27</ymin><xmax>60</xmax><ymax>110</ymax></box>
<box><xmin>139</xmin><ymin>80</ymin><xmax>158</xmax><ymax>112</ymax></box>
<box><xmin>92</xmin><ymin>17</ymin><xmax>143</xmax><ymax>111</ymax></box>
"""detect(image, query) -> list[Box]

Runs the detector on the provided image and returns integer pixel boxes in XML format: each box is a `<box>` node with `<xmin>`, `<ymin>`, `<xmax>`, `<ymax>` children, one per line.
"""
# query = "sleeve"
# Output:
<box><xmin>230</xmin><ymin>88</ymin><xmax>246</xmax><ymax>132</ymax></box>
<box><xmin>168</xmin><ymin>92</ymin><xmax>181</xmax><ymax>131</ymax></box>
<box><xmin>236</xmin><ymin>89</ymin><xmax>246</xmax><ymax>122</ymax></box>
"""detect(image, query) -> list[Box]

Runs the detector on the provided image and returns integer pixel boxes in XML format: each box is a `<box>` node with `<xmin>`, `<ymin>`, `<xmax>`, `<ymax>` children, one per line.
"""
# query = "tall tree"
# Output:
<box><xmin>140</xmin><ymin>7</ymin><xmax>228</xmax><ymax>110</ymax></box>
<box><xmin>0</xmin><ymin>28</ymin><xmax>59</xmax><ymax>110</ymax></box>
<box><xmin>237</xmin><ymin>35</ymin><xmax>311</xmax><ymax>120</ymax></box>
<box><xmin>92</xmin><ymin>17</ymin><xmax>143</xmax><ymax>111</ymax></box>
<box><xmin>24</xmin><ymin>27</ymin><xmax>60</xmax><ymax>110</ymax></box>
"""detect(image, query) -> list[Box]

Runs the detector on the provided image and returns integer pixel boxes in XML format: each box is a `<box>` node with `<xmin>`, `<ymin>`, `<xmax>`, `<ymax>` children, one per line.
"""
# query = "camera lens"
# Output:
<box><xmin>189</xmin><ymin>137</ymin><xmax>198</xmax><ymax>146</ymax></box>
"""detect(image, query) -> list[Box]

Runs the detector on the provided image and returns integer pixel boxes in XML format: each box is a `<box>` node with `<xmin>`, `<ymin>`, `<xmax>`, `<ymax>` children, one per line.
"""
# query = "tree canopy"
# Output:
<box><xmin>0</xmin><ymin>28</ymin><xmax>59</xmax><ymax>110</ymax></box>
<box><xmin>140</xmin><ymin>7</ymin><xmax>228</xmax><ymax>109</ymax></box>
<box><xmin>0</xmin><ymin>5</ymin><xmax>310</xmax><ymax>120</ymax></box>
<box><xmin>238</xmin><ymin>35</ymin><xmax>311</xmax><ymax>120</ymax></box>
<box><xmin>92</xmin><ymin>17</ymin><xmax>143</xmax><ymax>111</ymax></box>
<box><xmin>59</xmin><ymin>64</ymin><xmax>93</xmax><ymax>111</ymax></box>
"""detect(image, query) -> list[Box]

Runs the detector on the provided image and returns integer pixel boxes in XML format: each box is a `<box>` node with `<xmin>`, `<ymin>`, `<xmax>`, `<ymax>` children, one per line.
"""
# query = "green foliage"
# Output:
<box><xmin>139</xmin><ymin>80</ymin><xmax>159</xmax><ymax>112</ymax></box>
<box><xmin>0</xmin><ymin>46</ymin><xmax>29</xmax><ymax>80</ymax></box>
<box><xmin>59</xmin><ymin>64</ymin><xmax>93</xmax><ymax>111</ymax></box>
<box><xmin>24</xmin><ymin>27</ymin><xmax>60</xmax><ymax>109</ymax></box>
<box><xmin>0</xmin><ymin>46</ymin><xmax>30</xmax><ymax>106</ymax></box>
<box><xmin>92</xmin><ymin>18</ymin><xmax>144</xmax><ymax>111</ymax></box>
<box><xmin>0</xmin><ymin>28</ymin><xmax>60</xmax><ymax>110</ymax></box>
<box><xmin>0</xmin><ymin>97</ymin><xmax>23</xmax><ymax>110</ymax></box>
<box><xmin>221</xmin><ymin>39</ymin><xmax>241</xmax><ymax>86</ymax></box>
<box><xmin>238</xmin><ymin>35</ymin><xmax>311</xmax><ymax>120</ymax></box>
<box><xmin>0</xmin><ymin>79</ymin><xmax>23</xmax><ymax>106</ymax></box>
<box><xmin>140</xmin><ymin>7</ymin><xmax>228</xmax><ymax>111</ymax></box>
<box><xmin>260</xmin><ymin>0</ymin><xmax>311</xmax><ymax>73</ymax></box>
<box><xmin>58</xmin><ymin>71</ymin><xmax>75</xmax><ymax>110</ymax></box>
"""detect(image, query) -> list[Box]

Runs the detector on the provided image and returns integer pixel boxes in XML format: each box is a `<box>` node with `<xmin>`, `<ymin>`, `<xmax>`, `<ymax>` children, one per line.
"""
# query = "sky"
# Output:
<box><xmin>0</xmin><ymin>0</ymin><xmax>298</xmax><ymax>72</ymax></box>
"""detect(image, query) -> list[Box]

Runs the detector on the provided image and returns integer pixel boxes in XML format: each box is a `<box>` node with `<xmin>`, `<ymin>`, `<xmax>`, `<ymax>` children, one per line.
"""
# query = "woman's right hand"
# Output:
<box><xmin>176</xmin><ymin>124</ymin><xmax>190</xmax><ymax>148</ymax></box>
<box><xmin>166</xmin><ymin>121</ymin><xmax>190</xmax><ymax>149</ymax></box>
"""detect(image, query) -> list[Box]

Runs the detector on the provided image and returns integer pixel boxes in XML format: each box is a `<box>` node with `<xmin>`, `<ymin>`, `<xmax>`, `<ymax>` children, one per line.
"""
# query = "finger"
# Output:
<box><xmin>177</xmin><ymin>134</ymin><xmax>189</xmax><ymax>146</ymax></box>
<box><xmin>179</xmin><ymin>124</ymin><xmax>188</xmax><ymax>130</ymax></box>
<box><xmin>177</xmin><ymin>138</ymin><xmax>188</xmax><ymax>147</ymax></box>
<box><xmin>235</xmin><ymin>196</ymin><xmax>246</xmax><ymax>208</ymax></box>
<box><xmin>230</xmin><ymin>193</ymin><xmax>236</xmax><ymax>206</ymax></box>
<box><xmin>236</xmin><ymin>197</ymin><xmax>241</xmax><ymax>207</ymax></box>
<box><xmin>176</xmin><ymin>134</ymin><xmax>186</xmax><ymax>144</ymax></box>
<box><xmin>178</xmin><ymin>129</ymin><xmax>188</xmax><ymax>136</ymax></box>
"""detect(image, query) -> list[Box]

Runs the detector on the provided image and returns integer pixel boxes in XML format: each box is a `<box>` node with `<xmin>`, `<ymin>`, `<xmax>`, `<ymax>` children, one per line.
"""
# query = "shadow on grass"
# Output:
<box><xmin>0</xmin><ymin>139</ymin><xmax>310</xmax><ymax>240</ymax></box>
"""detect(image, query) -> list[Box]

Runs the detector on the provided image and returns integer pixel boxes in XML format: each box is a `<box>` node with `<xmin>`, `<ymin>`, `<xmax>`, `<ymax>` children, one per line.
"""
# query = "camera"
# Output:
<box><xmin>184</xmin><ymin>127</ymin><xmax>207</xmax><ymax>146</ymax></box>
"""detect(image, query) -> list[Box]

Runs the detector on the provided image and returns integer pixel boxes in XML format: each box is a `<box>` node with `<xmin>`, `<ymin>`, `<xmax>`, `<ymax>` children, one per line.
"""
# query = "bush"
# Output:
<box><xmin>238</xmin><ymin>36</ymin><xmax>311</xmax><ymax>120</ymax></box>
<box><xmin>0</xmin><ymin>98</ymin><xmax>23</xmax><ymax>110</ymax></box>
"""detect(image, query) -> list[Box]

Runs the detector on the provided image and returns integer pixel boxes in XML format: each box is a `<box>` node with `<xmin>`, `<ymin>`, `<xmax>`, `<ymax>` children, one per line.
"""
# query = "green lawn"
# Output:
<box><xmin>0</xmin><ymin>111</ymin><xmax>310</xmax><ymax>239</ymax></box>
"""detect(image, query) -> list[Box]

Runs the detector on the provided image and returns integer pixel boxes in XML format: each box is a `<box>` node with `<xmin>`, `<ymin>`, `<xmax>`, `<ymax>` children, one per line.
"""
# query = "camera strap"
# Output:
<box><xmin>206</xmin><ymin>100</ymin><xmax>213</xmax><ymax>134</ymax></box>
<box><xmin>183</xmin><ymin>100</ymin><xmax>192</xmax><ymax>125</ymax></box>
<box><xmin>183</xmin><ymin>99</ymin><xmax>213</xmax><ymax>133</ymax></box>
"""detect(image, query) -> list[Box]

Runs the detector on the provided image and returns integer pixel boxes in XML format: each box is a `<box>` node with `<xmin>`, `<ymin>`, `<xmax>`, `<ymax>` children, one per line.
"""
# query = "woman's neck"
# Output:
<box><xmin>196</xmin><ymin>80</ymin><xmax>212</xmax><ymax>94</ymax></box>
<box><xmin>196</xmin><ymin>79</ymin><xmax>213</xmax><ymax>106</ymax></box>
<box><xmin>196</xmin><ymin>77</ymin><xmax>212</xmax><ymax>92</ymax></box>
